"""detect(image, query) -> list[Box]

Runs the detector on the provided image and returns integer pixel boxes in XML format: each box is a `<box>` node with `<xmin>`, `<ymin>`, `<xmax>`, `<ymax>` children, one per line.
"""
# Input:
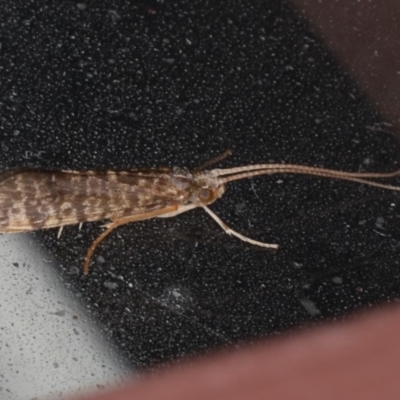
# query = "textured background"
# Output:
<box><xmin>1</xmin><ymin>0</ymin><xmax>400</xmax><ymax>397</ymax></box>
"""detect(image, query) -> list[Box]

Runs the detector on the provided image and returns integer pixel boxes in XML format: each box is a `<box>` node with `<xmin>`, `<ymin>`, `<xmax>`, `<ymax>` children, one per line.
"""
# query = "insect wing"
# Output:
<box><xmin>0</xmin><ymin>169</ymin><xmax>190</xmax><ymax>232</ymax></box>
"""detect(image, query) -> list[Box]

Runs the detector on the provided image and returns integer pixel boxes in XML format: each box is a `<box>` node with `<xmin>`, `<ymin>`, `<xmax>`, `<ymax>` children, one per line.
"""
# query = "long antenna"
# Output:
<box><xmin>214</xmin><ymin>164</ymin><xmax>400</xmax><ymax>191</ymax></box>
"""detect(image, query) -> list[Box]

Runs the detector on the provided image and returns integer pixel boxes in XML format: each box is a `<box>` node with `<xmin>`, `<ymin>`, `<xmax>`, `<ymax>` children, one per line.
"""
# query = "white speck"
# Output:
<box><xmin>332</xmin><ymin>276</ymin><xmax>343</xmax><ymax>284</ymax></box>
<box><xmin>96</xmin><ymin>255</ymin><xmax>105</xmax><ymax>264</ymax></box>
<box><xmin>363</xmin><ymin>157</ymin><xmax>372</xmax><ymax>165</ymax></box>
<box><xmin>104</xmin><ymin>281</ymin><xmax>118</xmax><ymax>290</ymax></box>
<box><xmin>299</xmin><ymin>298</ymin><xmax>321</xmax><ymax>316</ymax></box>
<box><xmin>162</xmin><ymin>58</ymin><xmax>175</xmax><ymax>64</ymax></box>
<box><xmin>108</xmin><ymin>10</ymin><xmax>121</xmax><ymax>22</ymax></box>
<box><xmin>172</xmin><ymin>289</ymin><xmax>181</xmax><ymax>299</ymax></box>
<box><xmin>375</xmin><ymin>217</ymin><xmax>385</xmax><ymax>229</ymax></box>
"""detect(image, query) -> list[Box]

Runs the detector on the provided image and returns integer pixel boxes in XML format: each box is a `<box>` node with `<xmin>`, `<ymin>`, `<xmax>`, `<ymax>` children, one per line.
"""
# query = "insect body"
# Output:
<box><xmin>0</xmin><ymin>168</ymin><xmax>218</xmax><ymax>231</ymax></box>
<box><xmin>1</xmin><ymin>153</ymin><xmax>400</xmax><ymax>274</ymax></box>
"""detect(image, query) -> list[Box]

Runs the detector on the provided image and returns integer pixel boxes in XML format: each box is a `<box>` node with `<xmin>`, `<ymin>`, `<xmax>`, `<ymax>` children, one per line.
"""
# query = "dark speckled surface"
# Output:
<box><xmin>1</xmin><ymin>0</ymin><xmax>400</xmax><ymax>397</ymax></box>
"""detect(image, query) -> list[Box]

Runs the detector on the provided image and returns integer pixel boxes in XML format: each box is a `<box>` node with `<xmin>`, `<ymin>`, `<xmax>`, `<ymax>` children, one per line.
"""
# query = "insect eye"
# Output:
<box><xmin>199</xmin><ymin>188</ymin><xmax>213</xmax><ymax>202</ymax></box>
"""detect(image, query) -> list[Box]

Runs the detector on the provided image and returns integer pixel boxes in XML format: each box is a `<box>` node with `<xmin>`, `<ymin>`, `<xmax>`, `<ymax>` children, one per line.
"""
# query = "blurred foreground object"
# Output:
<box><xmin>292</xmin><ymin>0</ymin><xmax>400</xmax><ymax>134</ymax></box>
<box><xmin>74</xmin><ymin>304</ymin><xmax>400</xmax><ymax>400</ymax></box>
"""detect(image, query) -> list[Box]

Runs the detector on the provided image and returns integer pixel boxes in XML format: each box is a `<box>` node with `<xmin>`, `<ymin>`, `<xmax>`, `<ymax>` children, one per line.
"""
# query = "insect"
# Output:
<box><xmin>1</xmin><ymin>150</ymin><xmax>400</xmax><ymax>275</ymax></box>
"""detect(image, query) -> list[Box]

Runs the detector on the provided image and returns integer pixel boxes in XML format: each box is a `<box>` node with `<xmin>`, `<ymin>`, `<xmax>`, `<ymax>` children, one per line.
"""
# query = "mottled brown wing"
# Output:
<box><xmin>0</xmin><ymin>168</ymin><xmax>190</xmax><ymax>232</ymax></box>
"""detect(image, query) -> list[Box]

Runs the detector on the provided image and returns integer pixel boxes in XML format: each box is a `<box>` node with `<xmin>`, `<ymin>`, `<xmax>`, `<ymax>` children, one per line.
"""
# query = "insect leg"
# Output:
<box><xmin>57</xmin><ymin>226</ymin><xmax>63</xmax><ymax>239</ymax></box>
<box><xmin>83</xmin><ymin>205</ymin><xmax>179</xmax><ymax>275</ymax></box>
<box><xmin>201</xmin><ymin>205</ymin><xmax>279</xmax><ymax>250</ymax></box>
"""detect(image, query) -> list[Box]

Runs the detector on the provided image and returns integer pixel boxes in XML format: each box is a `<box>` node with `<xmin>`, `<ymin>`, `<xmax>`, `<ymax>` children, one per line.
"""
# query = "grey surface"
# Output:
<box><xmin>0</xmin><ymin>234</ymin><xmax>128</xmax><ymax>399</ymax></box>
<box><xmin>1</xmin><ymin>0</ymin><xmax>400</xmax><ymax>399</ymax></box>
